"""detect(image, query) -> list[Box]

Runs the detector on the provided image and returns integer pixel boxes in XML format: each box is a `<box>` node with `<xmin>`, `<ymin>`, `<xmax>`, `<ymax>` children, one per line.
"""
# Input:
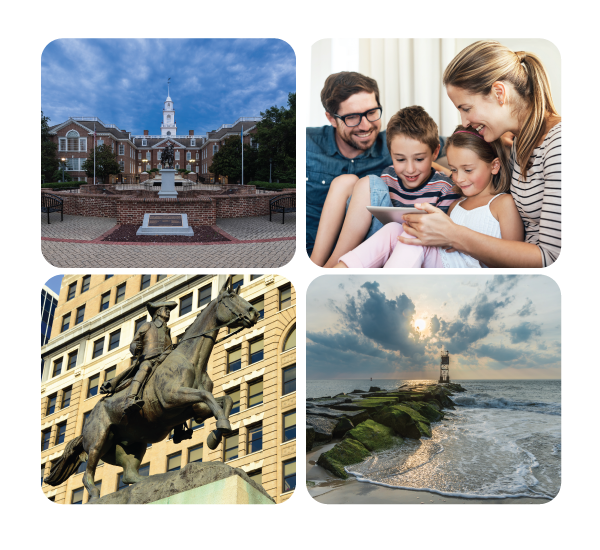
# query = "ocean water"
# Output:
<box><xmin>307</xmin><ymin>379</ymin><xmax>561</xmax><ymax>500</ymax></box>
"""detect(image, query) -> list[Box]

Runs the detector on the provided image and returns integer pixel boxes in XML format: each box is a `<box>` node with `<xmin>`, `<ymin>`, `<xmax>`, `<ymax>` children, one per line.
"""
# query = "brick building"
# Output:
<box><xmin>41</xmin><ymin>274</ymin><xmax>296</xmax><ymax>504</ymax></box>
<box><xmin>48</xmin><ymin>89</ymin><xmax>261</xmax><ymax>184</ymax></box>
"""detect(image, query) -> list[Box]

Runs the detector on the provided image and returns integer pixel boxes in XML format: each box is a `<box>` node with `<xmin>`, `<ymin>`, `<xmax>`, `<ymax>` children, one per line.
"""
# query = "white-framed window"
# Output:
<box><xmin>186</xmin><ymin>152</ymin><xmax>191</xmax><ymax>160</ymax></box>
<box><xmin>119</xmin><ymin>160</ymin><xmax>124</xmax><ymax>171</ymax></box>
<box><xmin>191</xmin><ymin>139</ymin><xmax>196</xmax><ymax>146</ymax></box>
<box><xmin>138</xmin><ymin>152</ymin><xmax>141</xmax><ymax>159</ymax></box>
<box><xmin>79</xmin><ymin>138</ymin><xmax>87</xmax><ymax>151</ymax></box>
<box><xmin>146</xmin><ymin>152</ymin><xmax>151</xmax><ymax>160</ymax></box>
<box><xmin>65</xmin><ymin>158</ymin><xmax>85</xmax><ymax>171</ymax></box>
<box><xmin>142</xmin><ymin>139</ymin><xmax>147</xmax><ymax>146</ymax></box>
<box><xmin>157</xmin><ymin>151</ymin><xmax>162</xmax><ymax>160</ymax></box>
<box><xmin>175</xmin><ymin>151</ymin><xmax>180</xmax><ymax>160</ymax></box>
<box><xmin>111</xmin><ymin>143</ymin><xmax>114</xmax><ymax>152</ymax></box>
<box><xmin>119</xmin><ymin>144</ymin><xmax>124</xmax><ymax>155</ymax></box>
<box><xmin>196</xmin><ymin>152</ymin><xmax>199</xmax><ymax>159</ymax></box>
<box><xmin>213</xmin><ymin>144</ymin><xmax>219</xmax><ymax>154</ymax></box>
<box><xmin>186</xmin><ymin>164</ymin><xmax>191</xmax><ymax>171</ymax></box>
<box><xmin>97</xmin><ymin>139</ymin><xmax>104</xmax><ymax>147</ymax></box>
<box><xmin>175</xmin><ymin>164</ymin><xmax>179</xmax><ymax>170</ymax></box>
<box><xmin>195</xmin><ymin>166</ymin><xmax>199</xmax><ymax>173</ymax></box>
<box><xmin>167</xmin><ymin>114</ymin><xmax>171</xmax><ymax>122</ymax></box>
<box><xmin>157</xmin><ymin>164</ymin><xmax>162</xmax><ymax>170</ymax></box>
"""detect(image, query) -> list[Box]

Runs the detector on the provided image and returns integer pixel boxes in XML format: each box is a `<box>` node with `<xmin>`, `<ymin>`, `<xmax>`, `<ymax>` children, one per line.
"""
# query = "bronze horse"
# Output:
<box><xmin>45</xmin><ymin>277</ymin><xmax>259</xmax><ymax>503</ymax></box>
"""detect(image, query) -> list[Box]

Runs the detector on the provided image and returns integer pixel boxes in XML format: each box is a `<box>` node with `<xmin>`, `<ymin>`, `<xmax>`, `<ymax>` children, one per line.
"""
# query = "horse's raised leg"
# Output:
<box><xmin>115</xmin><ymin>441</ymin><xmax>147</xmax><ymax>485</ymax></box>
<box><xmin>164</xmin><ymin>387</ymin><xmax>231</xmax><ymax>430</ymax></box>
<box><xmin>205</xmin><ymin>395</ymin><xmax>233</xmax><ymax>450</ymax></box>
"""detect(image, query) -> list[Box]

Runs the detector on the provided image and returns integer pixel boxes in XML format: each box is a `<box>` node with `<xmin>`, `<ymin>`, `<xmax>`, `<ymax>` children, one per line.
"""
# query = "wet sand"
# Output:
<box><xmin>307</xmin><ymin>443</ymin><xmax>551</xmax><ymax>505</ymax></box>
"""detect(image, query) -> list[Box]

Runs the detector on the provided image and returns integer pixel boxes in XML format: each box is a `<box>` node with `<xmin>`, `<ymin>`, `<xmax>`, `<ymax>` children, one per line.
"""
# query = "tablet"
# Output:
<box><xmin>366</xmin><ymin>206</ymin><xmax>427</xmax><ymax>225</ymax></box>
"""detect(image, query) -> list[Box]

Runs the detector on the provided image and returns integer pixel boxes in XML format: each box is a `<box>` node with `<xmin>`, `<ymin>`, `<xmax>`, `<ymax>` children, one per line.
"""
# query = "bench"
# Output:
<box><xmin>41</xmin><ymin>193</ymin><xmax>64</xmax><ymax>224</ymax></box>
<box><xmin>269</xmin><ymin>194</ymin><xmax>296</xmax><ymax>224</ymax></box>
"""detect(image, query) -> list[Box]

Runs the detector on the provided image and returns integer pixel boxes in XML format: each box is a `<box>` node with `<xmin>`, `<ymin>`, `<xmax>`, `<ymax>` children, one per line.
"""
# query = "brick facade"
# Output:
<box><xmin>42</xmin><ymin>188</ymin><xmax>295</xmax><ymax>225</ymax></box>
<box><xmin>48</xmin><ymin>108</ymin><xmax>261</xmax><ymax>184</ymax></box>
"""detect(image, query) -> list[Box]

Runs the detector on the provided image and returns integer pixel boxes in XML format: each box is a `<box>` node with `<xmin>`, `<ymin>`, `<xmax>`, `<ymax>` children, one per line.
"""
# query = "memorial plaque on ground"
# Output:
<box><xmin>136</xmin><ymin>213</ymin><xmax>194</xmax><ymax>236</ymax></box>
<box><xmin>148</xmin><ymin>214</ymin><xmax>183</xmax><ymax>227</ymax></box>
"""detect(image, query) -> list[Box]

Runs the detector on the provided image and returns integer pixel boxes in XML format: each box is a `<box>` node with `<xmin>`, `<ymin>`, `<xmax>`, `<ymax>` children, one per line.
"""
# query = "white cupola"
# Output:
<box><xmin>161</xmin><ymin>81</ymin><xmax>177</xmax><ymax>136</ymax></box>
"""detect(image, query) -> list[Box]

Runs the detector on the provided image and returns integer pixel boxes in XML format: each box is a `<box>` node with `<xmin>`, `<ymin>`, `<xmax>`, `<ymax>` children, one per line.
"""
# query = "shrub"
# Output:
<box><xmin>41</xmin><ymin>182</ymin><xmax>81</xmax><ymax>189</ymax></box>
<box><xmin>247</xmin><ymin>181</ymin><xmax>295</xmax><ymax>190</ymax></box>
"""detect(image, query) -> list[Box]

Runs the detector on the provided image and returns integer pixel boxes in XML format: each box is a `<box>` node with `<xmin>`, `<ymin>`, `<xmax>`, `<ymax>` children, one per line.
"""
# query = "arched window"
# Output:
<box><xmin>175</xmin><ymin>164</ymin><xmax>179</xmax><ymax>170</ymax></box>
<box><xmin>283</xmin><ymin>326</ymin><xmax>296</xmax><ymax>352</ymax></box>
<box><xmin>167</xmin><ymin>115</ymin><xmax>171</xmax><ymax>122</ymax></box>
<box><xmin>66</xmin><ymin>130</ymin><xmax>81</xmax><ymax>152</ymax></box>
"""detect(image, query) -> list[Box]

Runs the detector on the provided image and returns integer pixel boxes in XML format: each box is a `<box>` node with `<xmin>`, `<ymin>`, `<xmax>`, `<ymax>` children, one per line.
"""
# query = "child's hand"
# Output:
<box><xmin>400</xmin><ymin>203</ymin><xmax>455</xmax><ymax>247</ymax></box>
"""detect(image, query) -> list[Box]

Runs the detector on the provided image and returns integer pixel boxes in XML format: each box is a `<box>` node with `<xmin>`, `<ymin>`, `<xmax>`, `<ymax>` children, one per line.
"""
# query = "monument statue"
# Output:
<box><xmin>161</xmin><ymin>143</ymin><xmax>175</xmax><ymax>169</ymax></box>
<box><xmin>45</xmin><ymin>277</ymin><xmax>259</xmax><ymax>503</ymax></box>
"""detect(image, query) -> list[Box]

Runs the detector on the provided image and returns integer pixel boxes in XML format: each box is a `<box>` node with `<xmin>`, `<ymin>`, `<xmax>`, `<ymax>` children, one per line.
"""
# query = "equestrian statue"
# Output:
<box><xmin>44</xmin><ymin>276</ymin><xmax>259</xmax><ymax>503</ymax></box>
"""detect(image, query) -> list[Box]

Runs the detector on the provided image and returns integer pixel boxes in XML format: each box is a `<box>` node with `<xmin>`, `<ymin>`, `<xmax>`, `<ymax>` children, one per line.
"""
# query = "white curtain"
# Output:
<box><xmin>358</xmin><ymin>38</ymin><xmax>459</xmax><ymax>137</ymax></box>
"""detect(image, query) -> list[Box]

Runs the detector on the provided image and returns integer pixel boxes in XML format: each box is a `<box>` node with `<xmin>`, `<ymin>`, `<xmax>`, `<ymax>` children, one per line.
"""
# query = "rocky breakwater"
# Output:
<box><xmin>308</xmin><ymin>383</ymin><xmax>466</xmax><ymax>479</ymax></box>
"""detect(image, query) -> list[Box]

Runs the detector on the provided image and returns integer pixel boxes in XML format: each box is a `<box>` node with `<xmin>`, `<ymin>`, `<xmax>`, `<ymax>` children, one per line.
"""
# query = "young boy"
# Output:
<box><xmin>310</xmin><ymin>106</ymin><xmax>459</xmax><ymax>268</ymax></box>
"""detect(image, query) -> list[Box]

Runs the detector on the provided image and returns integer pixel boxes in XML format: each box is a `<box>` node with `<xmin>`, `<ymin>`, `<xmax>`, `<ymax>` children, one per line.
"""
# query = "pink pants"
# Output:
<box><xmin>339</xmin><ymin>222</ymin><xmax>443</xmax><ymax>268</ymax></box>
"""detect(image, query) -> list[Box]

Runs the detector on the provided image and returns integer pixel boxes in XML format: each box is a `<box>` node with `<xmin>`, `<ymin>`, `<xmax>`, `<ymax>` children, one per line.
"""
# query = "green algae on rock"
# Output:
<box><xmin>316</xmin><ymin>437</ymin><xmax>372</xmax><ymax>479</ymax></box>
<box><xmin>344</xmin><ymin>419</ymin><xmax>403</xmax><ymax>452</ymax></box>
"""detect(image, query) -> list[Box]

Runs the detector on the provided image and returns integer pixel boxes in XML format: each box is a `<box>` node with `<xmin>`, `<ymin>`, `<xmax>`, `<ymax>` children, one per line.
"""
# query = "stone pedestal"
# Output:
<box><xmin>89</xmin><ymin>461</ymin><xmax>275</xmax><ymax>504</ymax></box>
<box><xmin>158</xmin><ymin>168</ymin><xmax>178</xmax><ymax>198</ymax></box>
<box><xmin>150</xmin><ymin>475</ymin><xmax>274</xmax><ymax>504</ymax></box>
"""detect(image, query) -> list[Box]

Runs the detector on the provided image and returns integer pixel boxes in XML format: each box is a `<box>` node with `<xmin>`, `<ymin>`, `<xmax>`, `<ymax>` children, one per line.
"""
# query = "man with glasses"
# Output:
<box><xmin>307</xmin><ymin>72</ymin><xmax>392</xmax><ymax>256</ymax></box>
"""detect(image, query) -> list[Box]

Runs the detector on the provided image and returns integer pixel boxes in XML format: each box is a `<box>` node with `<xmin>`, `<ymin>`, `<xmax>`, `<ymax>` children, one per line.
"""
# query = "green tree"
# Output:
<box><xmin>41</xmin><ymin>111</ymin><xmax>58</xmax><ymax>183</ymax></box>
<box><xmin>252</xmin><ymin>92</ymin><xmax>296</xmax><ymax>183</ymax></box>
<box><xmin>82</xmin><ymin>144</ymin><xmax>122</xmax><ymax>184</ymax></box>
<box><xmin>209</xmin><ymin>135</ymin><xmax>258</xmax><ymax>184</ymax></box>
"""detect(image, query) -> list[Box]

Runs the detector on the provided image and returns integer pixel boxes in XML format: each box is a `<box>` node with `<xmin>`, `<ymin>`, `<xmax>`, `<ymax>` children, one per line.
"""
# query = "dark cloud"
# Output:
<box><xmin>516</xmin><ymin>298</ymin><xmax>536</xmax><ymax>317</ymax></box>
<box><xmin>485</xmin><ymin>275</ymin><xmax>519</xmax><ymax>295</ymax></box>
<box><xmin>436</xmin><ymin>318</ymin><xmax>492</xmax><ymax>354</ymax></box>
<box><xmin>473</xmin><ymin>294</ymin><xmax>512</xmax><ymax>322</ymax></box>
<box><xmin>476</xmin><ymin>344</ymin><xmax>523</xmax><ymax>362</ymax></box>
<box><xmin>307</xmin><ymin>331</ymin><xmax>388</xmax><ymax>360</ymax></box>
<box><xmin>508</xmin><ymin>322</ymin><xmax>542</xmax><ymax>344</ymax></box>
<box><xmin>458</xmin><ymin>304</ymin><xmax>472</xmax><ymax>320</ymax></box>
<box><xmin>430</xmin><ymin>315</ymin><xmax>441</xmax><ymax>335</ymax></box>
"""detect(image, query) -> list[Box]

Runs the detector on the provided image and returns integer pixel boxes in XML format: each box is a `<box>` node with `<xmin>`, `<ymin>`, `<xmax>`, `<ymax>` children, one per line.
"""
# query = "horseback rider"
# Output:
<box><xmin>100</xmin><ymin>300</ymin><xmax>177</xmax><ymax>416</ymax></box>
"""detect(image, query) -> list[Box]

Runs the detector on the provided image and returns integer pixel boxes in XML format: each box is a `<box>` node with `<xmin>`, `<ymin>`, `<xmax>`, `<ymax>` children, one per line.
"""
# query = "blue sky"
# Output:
<box><xmin>307</xmin><ymin>275</ymin><xmax>560</xmax><ymax>380</ymax></box>
<box><xmin>44</xmin><ymin>275</ymin><xmax>63</xmax><ymax>295</ymax></box>
<box><xmin>41</xmin><ymin>39</ymin><xmax>296</xmax><ymax>136</ymax></box>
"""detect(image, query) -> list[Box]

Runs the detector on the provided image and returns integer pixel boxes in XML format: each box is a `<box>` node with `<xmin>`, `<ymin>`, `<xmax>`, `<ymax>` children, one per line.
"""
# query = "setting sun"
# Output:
<box><xmin>414</xmin><ymin>319</ymin><xmax>426</xmax><ymax>332</ymax></box>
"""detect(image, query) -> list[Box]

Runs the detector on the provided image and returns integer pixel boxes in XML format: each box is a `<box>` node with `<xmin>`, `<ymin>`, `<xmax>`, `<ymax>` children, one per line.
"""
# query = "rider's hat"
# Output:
<box><xmin>147</xmin><ymin>301</ymin><xmax>178</xmax><ymax>318</ymax></box>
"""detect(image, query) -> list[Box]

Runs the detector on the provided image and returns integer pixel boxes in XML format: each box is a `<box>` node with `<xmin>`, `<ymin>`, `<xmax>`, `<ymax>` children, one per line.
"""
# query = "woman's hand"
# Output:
<box><xmin>399</xmin><ymin>203</ymin><xmax>458</xmax><ymax>248</ymax></box>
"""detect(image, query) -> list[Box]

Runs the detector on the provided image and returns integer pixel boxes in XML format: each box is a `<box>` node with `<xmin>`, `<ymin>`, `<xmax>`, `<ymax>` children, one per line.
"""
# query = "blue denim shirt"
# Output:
<box><xmin>306</xmin><ymin>125</ymin><xmax>392</xmax><ymax>254</ymax></box>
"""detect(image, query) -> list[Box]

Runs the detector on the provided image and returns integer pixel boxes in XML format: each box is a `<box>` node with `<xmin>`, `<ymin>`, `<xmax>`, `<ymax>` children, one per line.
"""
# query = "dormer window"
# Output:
<box><xmin>142</xmin><ymin>139</ymin><xmax>147</xmax><ymax>146</ymax></box>
<box><xmin>191</xmin><ymin>139</ymin><xmax>195</xmax><ymax>146</ymax></box>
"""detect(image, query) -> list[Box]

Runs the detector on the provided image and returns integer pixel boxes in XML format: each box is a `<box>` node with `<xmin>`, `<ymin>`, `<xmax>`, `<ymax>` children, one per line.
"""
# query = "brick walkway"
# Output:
<box><xmin>41</xmin><ymin>214</ymin><xmax>296</xmax><ymax>268</ymax></box>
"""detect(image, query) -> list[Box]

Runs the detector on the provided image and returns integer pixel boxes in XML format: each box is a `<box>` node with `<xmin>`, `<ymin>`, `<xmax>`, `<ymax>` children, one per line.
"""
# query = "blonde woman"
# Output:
<box><xmin>401</xmin><ymin>40</ymin><xmax>561</xmax><ymax>267</ymax></box>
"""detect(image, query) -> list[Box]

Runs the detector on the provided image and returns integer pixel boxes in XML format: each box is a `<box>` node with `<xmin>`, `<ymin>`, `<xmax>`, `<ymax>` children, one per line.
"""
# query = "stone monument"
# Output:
<box><xmin>44</xmin><ymin>277</ymin><xmax>268</xmax><ymax>504</ymax></box>
<box><xmin>136</xmin><ymin>213</ymin><xmax>194</xmax><ymax>236</ymax></box>
<box><xmin>158</xmin><ymin>143</ymin><xmax>177</xmax><ymax>199</ymax></box>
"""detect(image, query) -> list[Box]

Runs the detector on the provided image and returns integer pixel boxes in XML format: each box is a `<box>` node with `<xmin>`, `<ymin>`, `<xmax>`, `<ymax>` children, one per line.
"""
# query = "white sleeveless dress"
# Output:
<box><xmin>439</xmin><ymin>194</ymin><xmax>504</xmax><ymax>268</ymax></box>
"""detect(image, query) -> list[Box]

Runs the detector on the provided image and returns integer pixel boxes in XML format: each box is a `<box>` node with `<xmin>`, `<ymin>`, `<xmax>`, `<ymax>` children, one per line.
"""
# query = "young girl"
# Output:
<box><xmin>333</xmin><ymin>127</ymin><xmax>524</xmax><ymax>268</ymax></box>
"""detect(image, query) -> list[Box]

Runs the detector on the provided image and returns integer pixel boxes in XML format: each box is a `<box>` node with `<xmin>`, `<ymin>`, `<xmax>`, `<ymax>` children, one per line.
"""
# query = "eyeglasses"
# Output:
<box><xmin>332</xmin><ymin>107</ymin><xmax>382</xmax><ymax>128</ymax></box>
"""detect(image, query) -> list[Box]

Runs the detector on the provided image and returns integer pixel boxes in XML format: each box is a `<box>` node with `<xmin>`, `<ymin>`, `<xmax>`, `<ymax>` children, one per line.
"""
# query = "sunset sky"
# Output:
<box><xmin>307</xmin><ymin>275</ymin><xmax>560</xmax><ymax>380</ymax></box>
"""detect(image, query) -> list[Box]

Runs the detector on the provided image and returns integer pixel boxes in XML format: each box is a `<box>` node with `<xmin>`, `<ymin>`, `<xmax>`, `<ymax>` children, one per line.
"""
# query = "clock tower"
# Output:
<box><xmin>160</xmin><ymin>81</ymin><xmax>177</xmax><ymax>136</ymax></box>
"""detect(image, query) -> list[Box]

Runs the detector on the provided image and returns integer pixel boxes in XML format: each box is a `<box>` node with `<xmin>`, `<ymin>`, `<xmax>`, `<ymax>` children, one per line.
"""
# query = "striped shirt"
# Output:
<box><xmin>510</xmin><ymin>123</ymin><xmax>561</xmax><ymax>267</ymax></box>
<box><xmin>380</xmin><ymin>167</ymin><xmax>459</xmax><ymax>213</ymax></box>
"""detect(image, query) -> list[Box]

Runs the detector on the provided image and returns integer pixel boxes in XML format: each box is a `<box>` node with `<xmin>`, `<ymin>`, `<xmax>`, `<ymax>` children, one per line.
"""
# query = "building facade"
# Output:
<box><xmin>41</xmin><ymin>285</ymin><xmax>58</xmax><ymax>348</ymax></box>
<box><xmin>41</xmin><ymin>274</ymin><xmax>296</xmax><ymax>504</ymax></box>
<box><xmin>48</xmin><ymin>89</ymin><xmax>260</xmax><ymax>184</ymax></box>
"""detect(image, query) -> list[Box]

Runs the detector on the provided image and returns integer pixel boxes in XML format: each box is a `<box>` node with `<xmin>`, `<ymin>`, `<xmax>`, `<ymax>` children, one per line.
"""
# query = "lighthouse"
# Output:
<box><xmin>439</xmin><ymin>350</ymin><xmax>450</xmax><ymax>383</ymax></box>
